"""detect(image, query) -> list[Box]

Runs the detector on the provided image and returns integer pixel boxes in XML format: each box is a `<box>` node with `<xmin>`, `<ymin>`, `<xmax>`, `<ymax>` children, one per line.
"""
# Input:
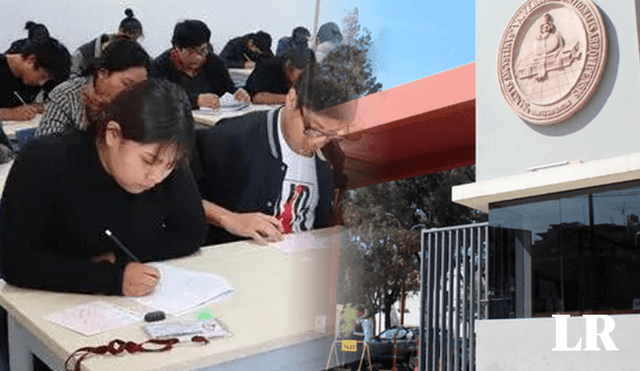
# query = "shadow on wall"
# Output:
<box><xmin>525</xmin><ymin>8</ymin><xmax>619</xmax><ymax>137</ymax></box>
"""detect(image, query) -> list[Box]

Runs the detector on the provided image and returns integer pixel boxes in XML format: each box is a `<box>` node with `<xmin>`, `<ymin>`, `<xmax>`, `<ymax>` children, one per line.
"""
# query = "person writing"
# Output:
<box><xmin>244</xmin><ymin>45</ymin><xmax>313</xmax><ymax>105</ymax></box>
<box><xmin>36</xmin><ymin>38</ymin><xmax>150</xmax><ymax>137</ymax></box>
<box><xmin>195</xmin><ymin>60</ymin><xmax>356</xmax><ymax>245</ymax></box>
<box><xmin>151</xmin><ymin>20</ymin><xmax>250</xmax><ymax>109</ymax></box>
<box><xmin>2</xmin><ymin>78</ymin><xmax>207</xmax><ymax>296</ymax></box>
<box><xmin>0</xmin><ymin>21</ymin><xmax>70</xmax><ymax>122</ymax></box>
<box><xmin>219</xmin><ymin>31</ymin><xmax>273</xmax><ymax>69</ymax></box>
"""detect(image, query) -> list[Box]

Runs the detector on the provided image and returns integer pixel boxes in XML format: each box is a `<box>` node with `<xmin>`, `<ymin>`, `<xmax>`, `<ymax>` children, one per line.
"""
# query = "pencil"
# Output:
<box><xmin>104</xmin><ymin>229</ymin><xmax>140</xmax><ymax>262</ymax></box>
<box><xmin>13</xmin><ymin>91</ymin><xmax>28</xmax><ymax>106</ymax></box>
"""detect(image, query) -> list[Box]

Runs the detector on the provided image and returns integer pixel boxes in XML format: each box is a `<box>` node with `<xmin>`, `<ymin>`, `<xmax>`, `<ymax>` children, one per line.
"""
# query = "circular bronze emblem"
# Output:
<box><xmin>497</xmin><ymin>0</ymin><xmax>607</xmax><ymax>125</ymax></box>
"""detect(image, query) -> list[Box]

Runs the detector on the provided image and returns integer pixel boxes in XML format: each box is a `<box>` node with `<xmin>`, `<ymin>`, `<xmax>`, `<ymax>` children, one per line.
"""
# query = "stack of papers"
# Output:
<box><xmin>193</xmin><ymin>93</ymin><xmax>249</xmax><ymax>115</ymax></box>
<box><xmin>134</xmin><ymin>263</ymin><xmax>234</xmax><ymax>316</ymax></box>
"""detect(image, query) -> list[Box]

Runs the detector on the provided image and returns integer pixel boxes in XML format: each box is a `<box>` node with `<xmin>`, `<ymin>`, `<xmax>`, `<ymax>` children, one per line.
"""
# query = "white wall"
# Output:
<box><xmin>476</xmin><ymin>0</ymin><xmax>640</xmax><ymax>181</ymax></box>
<box><xmin>0</xmin><ymin>0</ymin><xmax>320</xmax><ymax>58</ymax></box>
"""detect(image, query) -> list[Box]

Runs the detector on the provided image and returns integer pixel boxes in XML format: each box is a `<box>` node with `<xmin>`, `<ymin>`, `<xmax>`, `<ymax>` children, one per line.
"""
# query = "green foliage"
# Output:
<box><xmin>318</xmin><ymin>7</ymin><xmax>382</xmax><ymax>108</ymax></box>
<box><xmin>339</xmin><ymin>166</ymin><xmax>487</xmax><ymax>328</ymax></box>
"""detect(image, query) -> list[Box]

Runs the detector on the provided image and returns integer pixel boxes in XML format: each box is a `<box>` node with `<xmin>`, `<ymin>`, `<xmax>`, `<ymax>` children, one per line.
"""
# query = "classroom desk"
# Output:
<box><xmin>192</xmin><ymin>105</ymin><xmax>275</xmax><ymax>127</ymax></box>
<box><xmin>0</xmin><ymin>226</ymin><xmax>345</xmax><ymax>371</ymax></box>
<box><xmin>2</xmin><ymin>115</ymin><xmax>40</xmax><ymax>138</ymax></box>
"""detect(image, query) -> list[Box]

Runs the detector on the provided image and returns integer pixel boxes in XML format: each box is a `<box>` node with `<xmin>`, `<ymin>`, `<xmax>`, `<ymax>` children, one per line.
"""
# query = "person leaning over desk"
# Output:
<box><xmin>196</xmin><ymin>60</ymin><xmax>355</xmax><ymax>245</ymax></box>
<box><xmin>151</xmin><ymin>19</ymin><xmax>250</xmax><ymax>110</ymax></box>
<box><xmin>36</xmin><ymin>38</ymin><xmax>150</xmax><ymax>137</ymax></box>
<box><xmin>1</xmin><ymin>78</ymin><xmax>207</xmax><ymax>296</ymax></box>
<box><xmin>1</xmin><ymin>21</ymin><xmax>70</xmax><ymax>123</ymax></box>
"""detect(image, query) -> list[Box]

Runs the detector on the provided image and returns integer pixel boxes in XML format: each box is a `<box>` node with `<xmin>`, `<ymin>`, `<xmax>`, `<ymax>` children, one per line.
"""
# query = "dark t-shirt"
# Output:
<box><xmin>244</xmin><ymin>57</ymin><xmax>288</xmax><ymax>96</ymax></box>
<box><xmin>1</xmin><ymin>131</ymin><xmax>207</xmax><ymax>295</ymax></box>
<box><xmin>0</xmin><ymin>54</ymin><xmax>40</xmax><ymax>108</ymax></box>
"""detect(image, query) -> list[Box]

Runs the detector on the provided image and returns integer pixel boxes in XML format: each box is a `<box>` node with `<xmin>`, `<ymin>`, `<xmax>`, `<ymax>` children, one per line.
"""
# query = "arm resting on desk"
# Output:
<box><xmin>202</xmin><ymin>199</ymin><xmax>283</xmax><ymax>245</ymax></box>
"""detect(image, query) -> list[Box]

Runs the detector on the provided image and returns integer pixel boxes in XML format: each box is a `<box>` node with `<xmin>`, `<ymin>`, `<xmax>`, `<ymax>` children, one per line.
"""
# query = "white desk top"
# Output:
<box><xmin>2</xmin><ymin>115</ymin><xmax>40</xmax><ymax>137</ymax></box>
<box><xmin>0</xmin><ymin>226</ymin><xmax>344</xmax><ymax>371</ymax></box>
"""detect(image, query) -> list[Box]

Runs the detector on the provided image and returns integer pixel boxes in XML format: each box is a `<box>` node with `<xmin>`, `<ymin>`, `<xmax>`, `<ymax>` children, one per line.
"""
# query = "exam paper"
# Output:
<box><xmin>273</xmin><ymin>232</ymin><xmax>339</xmax><ymax>254</ymax></box>
<box><xmin>134</xmin><ymin>263</ymin><xmax>234</xmax><ymax>316</ymax></box>
<box><xmin>45</xmin><ymin>301</ymin><xmax>140</xmax><ymax>336</ymax></box>
<box><xmin>193</xmin><ymin>93</ymin><xmax>249</xmax><ymax>115</ymax></box>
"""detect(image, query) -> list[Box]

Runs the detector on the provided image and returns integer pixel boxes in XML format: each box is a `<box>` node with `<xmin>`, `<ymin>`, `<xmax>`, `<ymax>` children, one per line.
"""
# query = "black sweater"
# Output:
<box><xmin>1</xmin><ymin>131</ymin><xmax>207</xmax><ymax>295</ymax></box>
<box><xmin>151</xmin><ymin>50</ymin><xmax>237</xmax><ymax>109</ymax></box>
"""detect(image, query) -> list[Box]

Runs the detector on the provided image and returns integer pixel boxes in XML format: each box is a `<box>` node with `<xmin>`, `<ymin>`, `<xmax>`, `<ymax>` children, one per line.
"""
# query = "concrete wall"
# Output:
<box><xmin>476</xmin><ymin>0</ymin><xmax>640</xmax><ymax>181</ymax></box>
<box><xmin>477</xmin><ymin>315</ymin><xmax>640</xmax><ymax>370</ymax></box>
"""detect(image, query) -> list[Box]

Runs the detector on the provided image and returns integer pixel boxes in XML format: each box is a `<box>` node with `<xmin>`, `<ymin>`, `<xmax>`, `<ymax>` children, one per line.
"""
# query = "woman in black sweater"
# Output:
<box><xmin>1</xmin><ymin>78</ymin><xmax>206</xmax><ymax>296</ymax></box>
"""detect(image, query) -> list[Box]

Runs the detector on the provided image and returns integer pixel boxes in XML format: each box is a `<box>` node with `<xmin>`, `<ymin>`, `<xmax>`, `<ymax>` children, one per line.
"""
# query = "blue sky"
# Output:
<box><xmin>0</xmin><ymin>0</ymin><xmax>476</xmax><ymax>91</ymax></box>
<box><xmin>319</xmin><ymin>0</ymin><xmax>476</xmax><ymax>89</ymax></box>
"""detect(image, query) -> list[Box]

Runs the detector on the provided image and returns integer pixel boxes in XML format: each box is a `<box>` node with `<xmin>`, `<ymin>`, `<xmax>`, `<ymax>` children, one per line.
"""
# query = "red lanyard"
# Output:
<box><xmin>65</xmin><ymin>336</ymin><xmax>209</xmax><ymax>371</ymax></box>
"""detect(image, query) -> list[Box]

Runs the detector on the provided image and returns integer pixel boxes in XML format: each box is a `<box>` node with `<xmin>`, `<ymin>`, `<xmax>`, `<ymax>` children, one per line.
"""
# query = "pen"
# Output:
<box><xmin>104</xmin><ymin>229</ymin><xmax>140</xmax><ymax>262</ymax></box>
<box><xmin>13</xmin><ymin>91</ymin><xmax>28</xmax><ymax>106</ymax></box>
<box><xmin>243</xmin><ymin>53</ymin><xmax>251</xmax><ymax>61</ymax></box>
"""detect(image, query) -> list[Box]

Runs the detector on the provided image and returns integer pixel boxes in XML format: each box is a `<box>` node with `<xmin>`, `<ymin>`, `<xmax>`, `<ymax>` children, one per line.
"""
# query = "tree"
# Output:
<box><xmin>339</xmin><ymin>166</ymin><xmax>487</xmax><ymax>329</ymax></box>
<box><xmin>316</xmin><ymin>7</ymin><xmax>382</xmax><ymax>109</ymax></box>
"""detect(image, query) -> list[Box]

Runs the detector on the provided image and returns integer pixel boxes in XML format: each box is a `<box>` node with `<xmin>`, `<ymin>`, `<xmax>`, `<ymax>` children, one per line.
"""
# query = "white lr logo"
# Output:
<box><xmin>552</xmin><ymin>314</ymin><xmax>619</xmax><ymax>351</ymax></box>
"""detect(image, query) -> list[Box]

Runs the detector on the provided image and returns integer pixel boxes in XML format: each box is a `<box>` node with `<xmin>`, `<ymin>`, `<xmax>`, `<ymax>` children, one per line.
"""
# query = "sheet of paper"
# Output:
<box><xmin>273</xmin><ymin>232</ymin><xmax>339</xmax><ymax>254</ymax></box>
<box><xmin>45</xmin><ymin>301</ymin><xmax>140</xmax><ymax>336</ymax></box>
<box><xmin>134</xmin><ymin>263</ymin><xmax>234</xmax><ymax>316</ymax></box>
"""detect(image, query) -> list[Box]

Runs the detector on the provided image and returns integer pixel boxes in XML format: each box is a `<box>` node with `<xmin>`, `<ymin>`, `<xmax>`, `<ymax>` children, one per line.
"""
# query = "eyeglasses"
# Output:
<box><xmin>178</xmin><ymin>44</ymin><xmax>211</xmax><ymax>57</ymax></box>
<box><xmin>301</xmin><ymin>108</ymin><xmax>348</xmax><ymax>141</ymax></box>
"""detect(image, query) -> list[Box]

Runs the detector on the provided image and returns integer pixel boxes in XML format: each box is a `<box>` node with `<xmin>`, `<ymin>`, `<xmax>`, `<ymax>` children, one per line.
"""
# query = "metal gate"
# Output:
<box><xmin>418</xmin><ymin>223</ymin><xmax>519</xmax><ymax>371</ymax></box>
<box><xmin>418</xmin><ymin>223</ymin><xmax>489</xmax><ymax>371</ymax></box>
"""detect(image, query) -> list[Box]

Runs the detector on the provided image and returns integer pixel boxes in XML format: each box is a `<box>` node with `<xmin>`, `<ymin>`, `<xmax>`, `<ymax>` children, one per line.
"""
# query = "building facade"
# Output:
<box><xmin>453</xmin><ymin>0</ymin><xmax>640</xmax><ymax>369</ymax></box>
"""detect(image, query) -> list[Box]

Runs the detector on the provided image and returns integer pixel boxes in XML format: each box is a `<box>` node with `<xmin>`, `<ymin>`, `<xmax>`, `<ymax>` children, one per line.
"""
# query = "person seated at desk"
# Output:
<box><xmin>152</xmin><ymin>20</ymin><xmax>250</xmax><ymax>110</ymax></box>
<box><xmin>2</xmin><ymin>78</ymin><xmax>207</xmax><ymax>296</ymax></box>
<box><xmin>276</xmin><ymin>26</ymin><xmax>310</xmax><ymax>58</ymax></box>
<box><xmin>36</xmin><ymin>38</ymin><xmax>149</xmax><ymax>137</ymax></box>
<box><xmin>1</xmin><ymin>21</ymin><xmax>70</xmax><ymax>123</ymax></box>
<box><xmin>70</xmin><ymin>8</ymin><xmax>144</xmax><ymax>76</ymax></box>
<box><xmin>244</xmin><ymin>45</ymin><xmax>313</xmax><ymax>105</ymax></box>
<box><xmin>220</xmin><ymin>31</ymin><xmax>273</xmax><ymax>69</ymax></box>
<box><xmin>195</xmin><ymin>61</ymin><xmax>356</xmax><ymax>245</ymax></box>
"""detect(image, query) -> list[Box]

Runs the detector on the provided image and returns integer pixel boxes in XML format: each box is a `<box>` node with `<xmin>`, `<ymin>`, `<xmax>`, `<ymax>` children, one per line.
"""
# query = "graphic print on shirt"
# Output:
<box><xmin>277</xmin><ymin>181</ymin><xmax>314</xmax><ymax>233</ymax></box>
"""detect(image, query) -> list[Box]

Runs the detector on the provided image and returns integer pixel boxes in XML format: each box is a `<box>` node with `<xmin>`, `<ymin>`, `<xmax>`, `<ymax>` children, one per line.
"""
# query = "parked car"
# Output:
<box><xmin>368</xmin><ymin>326</ymin><xmax>419</xmax><ymax>370</ymax></box>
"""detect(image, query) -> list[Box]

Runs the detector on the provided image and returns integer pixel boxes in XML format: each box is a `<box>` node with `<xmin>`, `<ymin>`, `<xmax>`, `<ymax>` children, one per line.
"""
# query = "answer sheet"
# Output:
<box><xmin>45</xmin><ymin>301</ymin><xmax>139</xmax><ymax>336</ymax></box>
<box><xmin>134</xmin><ymin>263</ymin><xmax>234</xmax><ymax>316</ymax></box>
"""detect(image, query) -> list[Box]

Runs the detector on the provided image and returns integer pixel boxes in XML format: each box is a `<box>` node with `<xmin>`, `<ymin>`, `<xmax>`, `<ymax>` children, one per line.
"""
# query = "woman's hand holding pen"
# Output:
<box><xmin>122</xmin><ymin>263</ymin><xmax>160</xmax><ymax>296</ymax></box>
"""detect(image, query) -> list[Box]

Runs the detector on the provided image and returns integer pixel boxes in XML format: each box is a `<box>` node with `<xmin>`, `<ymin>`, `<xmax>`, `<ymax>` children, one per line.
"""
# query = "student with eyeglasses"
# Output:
<box><xmin>195</xmin><ymin>60</ymin><xmax>355</xmax><ymax>245</ymax></box>
<box><xmin>151</xmin><ymin>20</ymin><xmax>250</xmax><ymax>110</ymax></box>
